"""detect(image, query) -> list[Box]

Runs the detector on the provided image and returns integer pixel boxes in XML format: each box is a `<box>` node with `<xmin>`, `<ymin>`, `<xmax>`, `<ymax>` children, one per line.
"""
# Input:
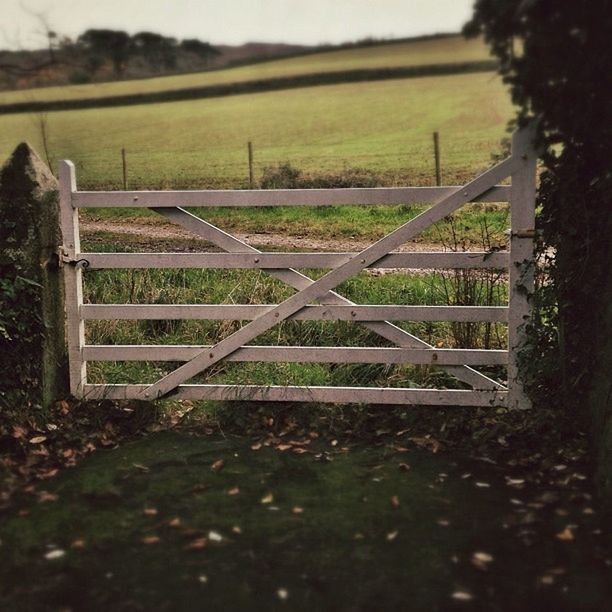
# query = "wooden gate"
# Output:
<box><xmin>59</xmin><ymin>127</ymin><xmax>536</xmax><ymax>409</ymax></box>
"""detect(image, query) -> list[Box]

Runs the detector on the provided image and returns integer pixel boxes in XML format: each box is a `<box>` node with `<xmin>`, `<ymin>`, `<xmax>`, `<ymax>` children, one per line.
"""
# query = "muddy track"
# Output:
<box><xmin>81</xmin><ymin>218</ymin><xmax>460</xmax><ymax>254</ymax></box>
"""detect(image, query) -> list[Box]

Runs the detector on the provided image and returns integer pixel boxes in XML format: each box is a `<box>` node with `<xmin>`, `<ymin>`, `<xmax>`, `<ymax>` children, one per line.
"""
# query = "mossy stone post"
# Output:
<box><xmin>0</xmin><ymin>143</ymin><xmax>67</xmax><ymax>414</ymax></box>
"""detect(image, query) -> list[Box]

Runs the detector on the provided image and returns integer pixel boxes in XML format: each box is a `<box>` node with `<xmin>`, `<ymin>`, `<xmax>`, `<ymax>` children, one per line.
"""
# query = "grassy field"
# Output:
<box><xmin>0</xmin><ymin>72</ymin><xmax>512</xmax><ymax>189</ymax></box>
<box><xmin>0</xmin><ymin>36</ymin><xmax>492</xmax><ymax>106</ymax></box>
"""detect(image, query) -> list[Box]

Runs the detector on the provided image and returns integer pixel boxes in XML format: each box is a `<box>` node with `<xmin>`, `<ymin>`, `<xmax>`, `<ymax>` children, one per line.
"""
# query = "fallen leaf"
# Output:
<box><xmin>29</xmin><ymin>436</ymin><xmax>47</xmax><ymax>444</ymax></box>
<box><xmin>39</xmin><ymin>468</ymin><xmax>58</xmax><ymax>480</ymax></box>
<box><xmin>198</xmin><ymin>574</ymin><xmax>208</xmax><ymax>583</ymax></box>
<box><xmin>71</xmin><ymin>539</ymin><xmax>86</xmax><ymax>549</ymax></box>
<box><xmin>143</xmin><ymin>508</ymin><xmax>158</xmax><ymax>516</ymax></box>
<box><xmin>451</xmin><ymin>590</ymin><xmax>473</xmax><ymax>601</ymax></box>
<box><xmin>390</xmin><ymin>495</ymin><xmax>400</xmax><ymax>509</ymax></box>
<box><xmin>44</xmin><ymin>549</ymin><xmax>65</xmax><ymax>560</ymax></box>
<box><xmin>292</xmin><ymin>506</ymin><xmax>304</xmax><ymax>514</ymax></box>
<box><xmin>232</xmin><ymin>526</ymin><xmax>242</xmax><ymax>534</ymax></box>
<box><xmin>409</xmin><ymin>435</ymin><xmax>441</xmax><ymax>453</ymax></box>
<box><xmin>168</xmin><ymin>517</ymin><xmax>182</xmax><ymax>528</ymax></box>
<box><xmin>261</xmin><ymin>493</ymin><xmax>274</xmax><ymax>504</ymax></box>
<box><xmin>142</xmin><ymin>536</ymin><xmax>160</xmax><ymax>545</ymax></box>
<box><xmin>398</xmin><ymin>463</ymin><xmax>411</xmax><ymax>471</ymax></box>
<box><xmin>210</xmin><ymin>459</ymin><xmax>225</xmax><ymax>472</ymax></box>
<box><xmin>277</xmin><ymin>588</ymin><xmax>289</xmax><ymax>601</ymax></box>
<box><xmin>292</xmin><ymin>447</ymin><xmax>308</xmax><ymax>455</ymax></box>
<box><xmin>471</xmin><ymin>551</ymin><xmax>494</xmax><ymax>570</ymax></box>
<box><xmin>506</xmin><ymin>477</ymin><xmax>525</xmax><ymax>487</ymax></box>
<box><xmin>186</xmin><ymin>538</ymin><xmax>207</xmax><ymax>550</ymax></box>
<box><xmin>556</xmin><ymin>528</ymin><xmax>575</xmax><ymax>541</ymax></box>
<box><xmin>276</xmin><ymin>444</ymin><xmax>292</xmax><ymax>452</ymax></box>
<box><xmin>475</xmin><ymin>482</ymin><xmax>491</xmax><ymax>488</ymax></box>
<box><xmin>208</xmin><ymin>530</ymin><xmax>223</xmax><ymax>542</ymax></box>
<box><xmin>437</xmin><ymin>519</ymin><xmax>450</xmax><ymax>527</ymax></box>
<box><xmin>250</xmin><ymin>443</ymin><xmax>262</xmax><ymax>451</ymax></box>
<box><xmin>37</xmin><ymin>491</ymin><xmax>58</xmax><ymax>503</ymax></box>
<box><xmin>540</xmin><ymin>575</ymin><xmax>555</xmax><ymax>585</ymax></box>
<box><xmin>12</xmin><ymin>426</ymin><xmax>27</xmax><ymax>439</ymax></box>
<box><xmin>386</xmin><ymin>530</ymin><xmax>399</xmax><ymax>541</ymax></box>
<box><xmin>227</xmin><ymin>487</ymin><xmax>240</xmax><ymax>496</ymax></box>
<box><xmin>191</xmin><ymin>483</ymin><xmax>208</xmax><ymax>493</ymax></box>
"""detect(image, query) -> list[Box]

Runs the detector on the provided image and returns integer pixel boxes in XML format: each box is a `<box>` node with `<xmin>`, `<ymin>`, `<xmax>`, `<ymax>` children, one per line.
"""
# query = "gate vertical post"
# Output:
<box><xmin>508</xmin><ymin>126</ymin><xmax>537</xmax><ymax>410</ymax></box>
<box><xmin>59</xmin><ymin>161</ymin><xmax>86</xmax><ymax>397</ymax></box>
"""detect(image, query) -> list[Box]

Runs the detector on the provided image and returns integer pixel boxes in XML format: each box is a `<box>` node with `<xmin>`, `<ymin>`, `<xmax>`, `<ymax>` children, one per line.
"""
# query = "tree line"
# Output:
<box><xmin>0</xmin><ymin>28</ymin><xmax>220</xmax><ymax>86</ymax></box>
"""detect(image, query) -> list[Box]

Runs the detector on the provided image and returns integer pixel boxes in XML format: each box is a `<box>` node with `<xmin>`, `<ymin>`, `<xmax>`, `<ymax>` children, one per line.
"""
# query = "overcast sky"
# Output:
<box><xmin>5</xmin><ymin>0</ymin><xmax>475</xmax><ymax>49</ymax></box>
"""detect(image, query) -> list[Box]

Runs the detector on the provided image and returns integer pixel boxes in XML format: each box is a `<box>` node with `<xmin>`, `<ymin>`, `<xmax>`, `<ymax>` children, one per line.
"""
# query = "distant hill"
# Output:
<box><xmin>0</xmin><ymin>38</ymin><xmax>313</xmax><ymax>92</ymax></box>
<box><xmin>213</xmin><ymin>42</ymin><xmax>312</xmax><ymax>67</ymax></box>
<box><xmin>0</xmin><ymin>34</ymin><xmax>494</xmax><ymax>111</ymax></box>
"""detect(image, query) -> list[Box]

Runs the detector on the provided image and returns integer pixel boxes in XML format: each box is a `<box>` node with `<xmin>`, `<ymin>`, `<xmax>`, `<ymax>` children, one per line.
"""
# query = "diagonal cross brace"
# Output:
<box><xmin>153</xmin><ymin>208</ymin><xmax>503</xmax><ymax>390</ymax></box>
<box><xmin>144</xmin><ymin>153</ymin><xmax>523</xmax><ymax>399</ymax></box>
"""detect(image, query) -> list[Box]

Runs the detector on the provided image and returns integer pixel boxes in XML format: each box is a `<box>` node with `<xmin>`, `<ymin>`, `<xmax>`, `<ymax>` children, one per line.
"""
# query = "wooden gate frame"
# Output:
<box><xmin>59</xmin><ymin>126</ymin><xmax>536</xmax><ymax>409</ymax></box>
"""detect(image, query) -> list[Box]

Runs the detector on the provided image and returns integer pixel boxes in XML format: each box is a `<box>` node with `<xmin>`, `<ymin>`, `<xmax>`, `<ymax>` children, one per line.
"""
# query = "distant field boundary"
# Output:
<box><xmin>0</xmin><ymin>61</ymin><xmax>497</xmax><ymax>115</ymax></box>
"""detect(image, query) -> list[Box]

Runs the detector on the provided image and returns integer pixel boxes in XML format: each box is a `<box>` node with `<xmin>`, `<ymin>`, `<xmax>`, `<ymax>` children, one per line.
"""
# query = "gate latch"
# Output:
<box><xmin>58</xmin><ymin>247</ymin><xmax>90</xmax><ymax>269</ymax></box>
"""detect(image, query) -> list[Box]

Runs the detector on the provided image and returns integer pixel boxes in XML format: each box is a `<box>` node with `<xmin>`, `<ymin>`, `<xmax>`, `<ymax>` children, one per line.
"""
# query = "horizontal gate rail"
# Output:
<box><xmin>81</xmin><ymin>304</ymin><xmax>508</xmax><ymax>323</ymax></box>
<box><xmin>81</xmin><ymin>384</ymin><xmax>507</xmax><ymax>407</ymax></box>
<box><xmin>79</xmin><ymin>251</ymin><xmax>509</xmax><ymax>270</ymax></box>
<box><xmin>83</xmin><ymin>345</ymin><xmax>508</xmax><ymax>365</ymax></box>
<box><xmin>73</xmin><ymin>185</ymin><xmax>511</xmax><ymax>208</ymax></box>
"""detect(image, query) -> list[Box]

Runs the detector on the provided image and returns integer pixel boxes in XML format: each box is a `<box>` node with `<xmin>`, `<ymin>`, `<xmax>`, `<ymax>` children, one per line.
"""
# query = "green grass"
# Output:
<box><xmin>0</xmin><ymin>72</ymin><xmax>512</xmax><ymax>189</ymax></box>
<box><xmin>85</xmin><ymin>202</ymin><xmax>510</xmax><ymax>244</ymax></box>
<box><xmin>0</xmin><ymin>36</ymin><xmax>492</xmax><ymax>106</ymax></box>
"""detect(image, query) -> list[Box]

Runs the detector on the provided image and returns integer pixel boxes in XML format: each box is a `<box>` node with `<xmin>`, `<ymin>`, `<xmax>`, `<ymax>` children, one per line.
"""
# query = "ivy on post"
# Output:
<box><xmin>0</xmin><ymin>143</ymin><xmax>67</xmax><ymax>414</ymax></box>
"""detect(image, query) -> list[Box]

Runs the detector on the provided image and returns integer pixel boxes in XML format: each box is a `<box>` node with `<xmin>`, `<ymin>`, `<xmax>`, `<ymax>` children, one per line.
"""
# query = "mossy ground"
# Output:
<box><xmin>0</xmin><ymin>430</ymin><xmax>609</xmax><ymax>611</ymax></box>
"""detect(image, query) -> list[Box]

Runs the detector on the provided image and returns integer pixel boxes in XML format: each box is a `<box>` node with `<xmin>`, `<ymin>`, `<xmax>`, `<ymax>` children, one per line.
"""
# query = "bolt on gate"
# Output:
<box><xmin>59</xmin><ymin>127</ymin><xmax>536</xmax><ymax>409</ymax></box>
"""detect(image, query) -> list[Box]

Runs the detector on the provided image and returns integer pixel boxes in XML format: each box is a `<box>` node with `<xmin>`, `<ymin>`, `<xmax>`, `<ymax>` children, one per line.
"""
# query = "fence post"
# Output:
<box><xmin>121</xmin><ymin>147</ymin><xmax>128</xmax><ymax>190</ymax></box>
<box><xmin>0</xmin><ymin>143</ymin><xmax>67</xmax><ymax>410</ymax></box>
<box><xmin>58</xmin><ymin>160</ymin><xmax>86</xmax><ymax>397</ymax></box>
<box><xmin>433</xmin><ymin>131</ymin><xmax>441</xmax><ymax>186</ymax></box>
<box><xmin>248</xmin><ymin>141</ymin><xmax>254</xmax><ymax>188</ymax></box>
<box><xmin>508</xmin><ymin>125</ymin><xmax>537</xmax><ymax>410</ymax></box>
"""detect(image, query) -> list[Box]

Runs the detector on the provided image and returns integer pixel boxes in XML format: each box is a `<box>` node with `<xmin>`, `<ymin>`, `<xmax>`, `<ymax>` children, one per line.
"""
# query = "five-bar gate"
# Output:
<box><xmin>59</xmin><ymin>127</ymin><xmax>536</xmax><ymax>409</ymax></box>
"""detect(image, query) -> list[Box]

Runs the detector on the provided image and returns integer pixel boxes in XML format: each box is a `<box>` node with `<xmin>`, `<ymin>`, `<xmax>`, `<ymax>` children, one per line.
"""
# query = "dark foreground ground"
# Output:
<box><xmin>0</xmin><ymin>431</ymin><xmax>610</xmax><ymax>611</ymax></box>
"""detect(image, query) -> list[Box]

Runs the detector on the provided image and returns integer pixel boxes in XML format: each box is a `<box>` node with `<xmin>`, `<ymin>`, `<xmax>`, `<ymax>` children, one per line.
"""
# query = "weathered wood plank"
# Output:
<box><xmin>73</xmin><ymin>185</ymin><xmax>511</xmax><ymax>208</ymax></box>
<box><xmin>144</xmin><ymin>154</ymin><xmax>522</xmax><ymax>399</ymax></box>
<box><xmin>508</xmin><ymin>126</ymin><xmax>537</xmax><ymax>410</ymax></box>
<box><xmin>59</xmin><ymin>161</ymin><xmax>86</xmax><ymax>398</ymax></box>
<box><xmin>83</xmin><ymin>345</ymin><xmax>508</xmax><ymax>365</ymax></box>
<box><xmin>82</xmin><ymin>384</ymin><xmax>508</xmax><ymax>406</ymax></box>
<box><xmin>79</xmin><ymin>251</ymin><xmax>509</xmax><ymax>270</ymax></box>
<box><xmin>81</xmin><ymin>304</ymin><xmax>509</xmax><ymax>323</ymax></box>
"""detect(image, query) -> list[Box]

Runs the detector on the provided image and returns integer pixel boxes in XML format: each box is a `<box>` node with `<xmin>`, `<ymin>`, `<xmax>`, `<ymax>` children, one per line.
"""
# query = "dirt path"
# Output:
<box><xmin>81</xmin><ymin>218</ymin><xmax>463</xmax><ymax>253</ymax></box>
